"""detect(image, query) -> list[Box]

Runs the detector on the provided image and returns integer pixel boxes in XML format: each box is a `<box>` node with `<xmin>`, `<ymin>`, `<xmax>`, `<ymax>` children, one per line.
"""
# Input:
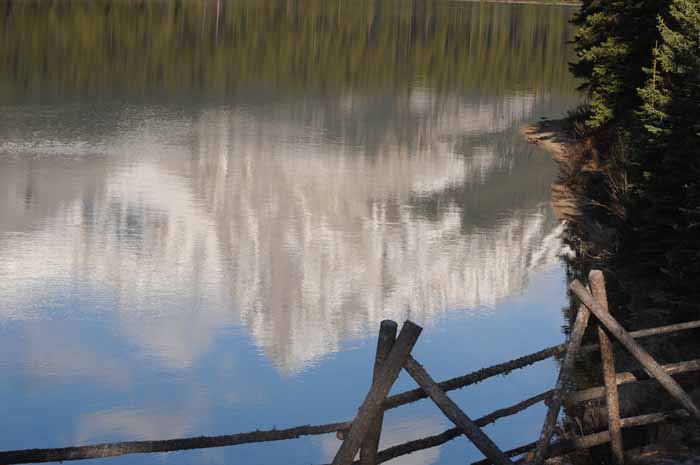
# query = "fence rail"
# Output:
<box><xmin>1</xmin><ymin>270</ymin><xmax>699</xmax><ymax>465</ymax></box>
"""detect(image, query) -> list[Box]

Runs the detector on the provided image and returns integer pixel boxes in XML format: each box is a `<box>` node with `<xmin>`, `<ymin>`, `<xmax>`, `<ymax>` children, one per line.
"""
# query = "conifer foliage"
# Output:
<box><xmin>571</xmin><ymin>0</ymin><xmax>665</xmax><ymax>128</ymax></box>
<box><xmin>570</xmin><ymin>0</ymin><xmax>700</xmax><ymax>306</ymax></box>
<box><xmin>635</xmin><ymin>0</ymin><xmax>700</xmax><ymax>300</ymax></box>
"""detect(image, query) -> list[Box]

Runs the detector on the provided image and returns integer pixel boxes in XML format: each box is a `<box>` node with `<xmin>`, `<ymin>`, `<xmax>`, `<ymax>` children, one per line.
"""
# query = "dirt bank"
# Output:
<box><xmin>520</xmin><ymin>118</ymin><xmax>575</xmax><ymax>161</ymax></box>
<box><xmin>521</xmin><ymin>119</ymin><xmax>583</xmax><ymax>221</ymax></box>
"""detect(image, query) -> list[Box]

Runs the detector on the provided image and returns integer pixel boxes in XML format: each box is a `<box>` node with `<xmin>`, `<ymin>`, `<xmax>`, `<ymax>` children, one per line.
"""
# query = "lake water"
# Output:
<box><xmin>0</xmin><ymin>1</ymin><xmax>580</xmax><ymax>464</ymax></box>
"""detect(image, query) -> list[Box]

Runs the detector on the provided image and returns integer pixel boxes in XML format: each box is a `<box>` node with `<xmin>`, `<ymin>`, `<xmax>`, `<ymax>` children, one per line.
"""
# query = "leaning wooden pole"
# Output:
<box><xmin>590</xmin><ymin>271</ymin><xmax>624</xmax><ymax>464</ymax></box>
<box><xmin>331</xmin><ymin>321</ymin><xmax>423</xmax><ymax>465</ymax></box>
<box><xmin>360</xmin><ymin>320</ymin><xmax>398</xmax><ymax>465</ymax></box>
<box><xmin>404</xmin><ymin>356</ymin><xmax>513</xmax><ymax>465</ymax></box>
<box><xmin>531</xmin><ymin>301</ymin><xmax>591</xmax><ymax>465</ymax></box>
<box><xmin>317</xmin><ymin>391</ymin><xmax>553</xmax><ymax>465</ymax></box>
<box><xmin>384</xmin><ymin>345</ymin><xmax>563</xmax><ymax>410</ymax></box>
<box><xmin>570</xmin><ymin>280</ymin><xmax>700</xmax><ymax>422</ymax></box>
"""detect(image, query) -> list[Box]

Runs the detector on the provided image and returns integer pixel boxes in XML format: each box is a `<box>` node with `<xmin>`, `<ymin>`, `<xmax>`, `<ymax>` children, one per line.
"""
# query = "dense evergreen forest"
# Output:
<box><xmin>566</xmin><ymin>0</ymin><xmax>700</xmax><ymax>314</ymax></box>
<box><xmin>0</xmin><ymin>0</ymin><xmax>576</xmax><ymax>100</ymax></box>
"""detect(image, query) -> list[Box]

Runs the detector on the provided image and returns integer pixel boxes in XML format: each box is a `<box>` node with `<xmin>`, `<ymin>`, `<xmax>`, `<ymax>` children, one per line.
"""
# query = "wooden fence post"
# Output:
<box><xmin>570</xmin><ymin>280</ymin><xmax>700</xmax><ymax>422</ymax></box>
<box><xmin>531</xmin><ymin>301</ymin><xmax>591</xmax><ymax>465</ymax></box>
<box><xmin>331</xmin><ymin>321</ymin><xmax>423</xmax><ymax>465</ymax></box>
<box><xmin>360</xmin><ymin>320</ymin><xmax>398</xmax><ymax>465</ymax></box>
<box><xmin>404</xmin><ymin>356</ymin><xmax>513</xmax><ymax>465</ymax></box>
<box><xmin>590</xmin><ymin>271</ymin><xmax>624</xmax><ymax>464</ymax></box>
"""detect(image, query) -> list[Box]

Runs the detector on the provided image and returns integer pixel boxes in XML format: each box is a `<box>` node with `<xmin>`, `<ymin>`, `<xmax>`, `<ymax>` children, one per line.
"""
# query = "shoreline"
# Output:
<box><xmin>520</xmin><ymin>119</ymin><xmax>581</xmax><ymax>224</ymax></box>
<box><xmin>520</xmin><ymin>118</ymin><xmax>574</xmax><ymax>161</ymax></box>
<box><xmin>521</xmin><ymin>118</ymin><xmax>608</xmax><ymax>227</ymax></box>
<box><xmin>522</xmin><ymin>119</ymin><xmax>700</xmax><ymax>464</ymax></box>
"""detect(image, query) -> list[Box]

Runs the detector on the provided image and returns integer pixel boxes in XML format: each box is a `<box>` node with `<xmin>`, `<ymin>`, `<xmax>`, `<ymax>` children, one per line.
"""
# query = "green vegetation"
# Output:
<box><xmin>570</xmin><ymin>0</ymin><xmax>661</xmax><ymax>128</ymax></box>
<box><xmin>0</xmin><ymin>0</ymin><xmax>577</xmax><ymax>101</ymax></box>
<box><xmin>633</xmin><ymin>0</ymin><xmax>700</xmax><ymax>305</ymax></box>
<box><xmin>566</xmin><ymin>0</ymin><xmax>700</xmax><ymax>311</ymax></box>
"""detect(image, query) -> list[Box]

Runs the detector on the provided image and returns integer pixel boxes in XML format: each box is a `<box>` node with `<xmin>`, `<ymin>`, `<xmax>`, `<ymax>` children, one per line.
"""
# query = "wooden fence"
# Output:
<box><xmin>1</xmin><ymin>270</ymin><xmax>699</xmax><ymax>465</ymax></box>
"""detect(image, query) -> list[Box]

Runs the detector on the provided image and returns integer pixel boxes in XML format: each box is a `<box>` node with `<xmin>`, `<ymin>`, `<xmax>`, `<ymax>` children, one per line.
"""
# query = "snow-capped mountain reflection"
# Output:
<box><xmin>0</xmin><ymin>90</ymin><xmax>562</xmax><ymax>373</ymax></box>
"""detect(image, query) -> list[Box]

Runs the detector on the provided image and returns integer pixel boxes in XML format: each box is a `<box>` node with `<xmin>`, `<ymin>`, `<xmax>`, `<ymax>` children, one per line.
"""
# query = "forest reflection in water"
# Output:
<box><xmin>0</xmin><ymin>0</ymin><xmax>575</xmax><ymax>98</ymax></box>
<box><xmin>0</xmin><ymin>1</ymin><xmax>579</xmax><ymax>464</ymax></box>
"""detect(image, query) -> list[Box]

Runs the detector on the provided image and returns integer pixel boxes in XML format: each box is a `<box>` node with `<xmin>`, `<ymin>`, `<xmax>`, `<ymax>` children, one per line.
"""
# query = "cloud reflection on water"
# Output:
<box><xmin>0</xmin><ymin>90</ymin><xmax>562</xmax><ymax>376</ymax></box>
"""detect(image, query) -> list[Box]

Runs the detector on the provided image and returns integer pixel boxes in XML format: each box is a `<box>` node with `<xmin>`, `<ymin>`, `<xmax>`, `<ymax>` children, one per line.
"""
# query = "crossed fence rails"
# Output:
<box><xmin>1</xmin><ymin>270</ymin><xmax>699</xmax><ymax>465</ymax></box>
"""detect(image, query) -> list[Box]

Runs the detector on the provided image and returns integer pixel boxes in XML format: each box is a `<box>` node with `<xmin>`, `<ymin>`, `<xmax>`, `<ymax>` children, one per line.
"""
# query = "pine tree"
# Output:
<box><xmin>633</xmin><ymin>0</ymin><xmax>700</xmax><ymax>303</ymax></box>
<box><xmin>571</xmin><ymin>0</ymin><xmax>667</xmax><ymax>129</ymax></box>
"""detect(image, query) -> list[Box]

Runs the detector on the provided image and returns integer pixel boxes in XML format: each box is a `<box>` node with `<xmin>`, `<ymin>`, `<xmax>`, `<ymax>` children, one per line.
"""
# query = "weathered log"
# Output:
<box><xmin>627</xmin><ymin>320</ymin><xmax>700</xmax><ymax>339</ymax></box>
<box><xmin>384</xmin><ymin>346</ymin><xmax>564</xmax><ymax>410</ymax></box>
<box><xmin>332</xmin><ymin>320</ymin><xmax>423</xmax><ymax>465</ymax></box>
<box><xmin>360</xmin><ymin>320</ymin><xmax>397</xmax><ymax>465</ymax></box>
<box><xmin>383</xmin><ymin>318</ymin><xmax>700</xmax><ymax>411</ymax></box>
<box><xmin>6</xmin><ymin>391</ymin><xmax>552</xmax><ymax>465</ymax></box>
<box><xmin>475</xmin><ymin>409</ymin><xmax>691</xmax><ymax>465</ymax></box>
<box><xmin>531</xmin><ymin>302</ymin><xmax>591</xmax><ymax>465</ymax></box>
<box><xmin>570</xmin><ymin>280</ymin><xmax>700</xmax><ymax>422</ymax></box>
<box><xmin>566</xmin><ymin>358</ymin><xmax>700</xmax><ymax>404</ymax></box>
<box><xmin>0</xmin><ymin>341</ymin><xmax>558</xmax><ymax>465</ymax></box>
<box><xmin>590</xmin><ymin>271</ymin><xmax>624</xmax><ymax>464</ymax></box>
<box><xmin>481</xmin><ymin>390</ymin><xmax>554</xmax><ymax>427</ymax></box>
<box><xmin>3</xmin><ymin>315</ymin><xmax>699</xmax><ymax>465</ymax></box>
<box><xmin>404</xmin><ymin>356</ymin><xmax>513</xmax><ymax>465</ymax></box>
<box><xmin>0</xmin><ymin>349</ymin><xmax>558</xmax><ymax>465</ymax></box>
<box><xmin>577</xmin><ymin>319</ymin><xmax>700</xmax><ymax>358</ymax></box>
<box><xmin>322</xmin><ymin>390</ymin><xmax>553</xmax><ymax>465</ymax></box>
<box><xmin>548</xmin><ymin>409</ymin><xmax>691</xmax><ymax>459</ymax></box>
<box><xmin>0</xmin><ymin>422</ymin><xmax>352</xmax><ymax>465</ymax></box>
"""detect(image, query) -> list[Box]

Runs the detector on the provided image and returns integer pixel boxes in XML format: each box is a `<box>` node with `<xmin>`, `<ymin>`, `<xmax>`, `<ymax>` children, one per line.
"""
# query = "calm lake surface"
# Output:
<box><xmin>0</xmin><ymin>1</ymin><xmax>579</xmax><ymax>464</ymax></box>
